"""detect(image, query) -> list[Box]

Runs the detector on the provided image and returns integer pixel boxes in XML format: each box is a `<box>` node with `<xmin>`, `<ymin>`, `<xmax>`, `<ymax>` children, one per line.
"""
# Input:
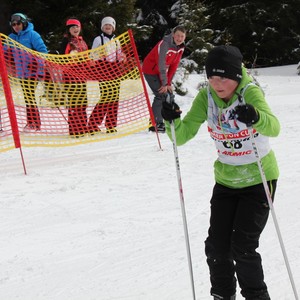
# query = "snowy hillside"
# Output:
<box><xmin>1</xmin><ymin>64</ymin><xmax>300</xmax><ymax>300</ymax></box>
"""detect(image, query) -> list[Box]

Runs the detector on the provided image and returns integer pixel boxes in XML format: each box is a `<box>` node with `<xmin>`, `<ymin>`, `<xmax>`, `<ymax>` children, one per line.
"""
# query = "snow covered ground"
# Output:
<box><xmin>1</xmin><ymin>64</ymin><xmax>300</xmax><ymax>300</ymax></box>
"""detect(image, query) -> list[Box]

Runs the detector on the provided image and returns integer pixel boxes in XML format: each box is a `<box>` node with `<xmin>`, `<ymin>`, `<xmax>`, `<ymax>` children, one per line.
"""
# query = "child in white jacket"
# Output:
<box><xmin>88</xmin><ymin>16</ymin><xmax>126</xmax><ymax>134</ymax></box>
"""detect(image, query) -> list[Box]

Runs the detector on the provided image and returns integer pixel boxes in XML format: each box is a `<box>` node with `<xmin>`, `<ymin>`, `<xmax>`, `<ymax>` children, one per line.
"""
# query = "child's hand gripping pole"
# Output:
<box><xmin>161</xmin><ymin>92</ymin><xmax>182</xmax><ymax>123</ymax></box>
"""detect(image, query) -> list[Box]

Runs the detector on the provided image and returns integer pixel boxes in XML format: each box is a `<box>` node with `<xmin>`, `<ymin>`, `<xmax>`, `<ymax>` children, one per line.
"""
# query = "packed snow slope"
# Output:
<box><xmin>1</xmin><ymin>64</ymin><xmax>299</xmax><ymax>299</ymax></box>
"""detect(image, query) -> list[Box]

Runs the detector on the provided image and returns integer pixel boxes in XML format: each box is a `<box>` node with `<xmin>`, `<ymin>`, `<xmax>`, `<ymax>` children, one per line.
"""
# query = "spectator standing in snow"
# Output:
<box><xmin>8</xmin><ymin>13</ymin><xmax>48</xmax><ymax>132</ymax></box>
<box><xmin>142</xmin><ymin>25</ymin><xmax>186</xmax><ymax>133</ymax></box>
<box><xmin>59</xmin><ymin>18</ymin><xmax>89</xmax><ymax>138</ymax></box>
<box><xmin>161</xmin><ymin>45</ymin><xmax>280</xmax><ymax>300</ymax></box>
<box><xmin>87</xmin><ymin>16</ymin><xmax>126</xmax><ymax>134</ymax></box>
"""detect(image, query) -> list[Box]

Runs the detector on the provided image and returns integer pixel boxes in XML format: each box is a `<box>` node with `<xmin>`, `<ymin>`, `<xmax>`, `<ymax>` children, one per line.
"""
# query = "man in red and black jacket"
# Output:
<box><xmin>142</xmin><ymin>25</ymin><xmax>186</xmax><ymax>133</ymax></box>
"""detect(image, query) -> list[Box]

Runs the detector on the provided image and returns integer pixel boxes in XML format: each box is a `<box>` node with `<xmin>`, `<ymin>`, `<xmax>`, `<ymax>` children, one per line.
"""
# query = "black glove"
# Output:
<box><xmin>161</xmin><ymin>99</ymin><xmax>182</xmax><ymax>122</ymax></box>
<box><xmin>235</xmin><ymin>104</ymin><xmax>259</xmax><ymax>126</ymax></box>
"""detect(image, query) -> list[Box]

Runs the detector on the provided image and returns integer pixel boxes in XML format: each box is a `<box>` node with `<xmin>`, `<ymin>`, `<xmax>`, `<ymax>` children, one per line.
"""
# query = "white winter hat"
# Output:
<box><xmin>101</xmin><ymin>16</ymin><xmax>116</xmax><ymax>31</ymax></box>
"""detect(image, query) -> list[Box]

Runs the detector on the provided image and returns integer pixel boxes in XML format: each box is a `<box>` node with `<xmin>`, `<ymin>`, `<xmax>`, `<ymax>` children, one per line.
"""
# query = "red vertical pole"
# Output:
<box><xmin>128</xmin><ymin>29</ymin><xmax>162</xmax><ymax>150</ymax></box>
<box><xmin>0</xmin><ymin>36</ymin><xmax>27</xmax><ymax>174</ymax></box>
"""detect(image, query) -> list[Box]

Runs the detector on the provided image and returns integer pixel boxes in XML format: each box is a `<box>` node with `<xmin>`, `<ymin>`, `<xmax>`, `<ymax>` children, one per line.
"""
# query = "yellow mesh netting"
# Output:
<box><xmin>0</xmin><ymin>30</ymin><xmax>153</xmax><ymax>152</ymax></box>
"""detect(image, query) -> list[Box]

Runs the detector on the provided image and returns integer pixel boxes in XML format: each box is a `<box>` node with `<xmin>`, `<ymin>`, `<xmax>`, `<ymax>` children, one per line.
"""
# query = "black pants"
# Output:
<box><xmin>143</xmin><ymin>73</ymin><xmax>165</xmax><ymax>124</ymax></box>
<box><xmin>205</xmin><ymin>181</ymin><xmax>277</xmax><ymax>299</ymax></box>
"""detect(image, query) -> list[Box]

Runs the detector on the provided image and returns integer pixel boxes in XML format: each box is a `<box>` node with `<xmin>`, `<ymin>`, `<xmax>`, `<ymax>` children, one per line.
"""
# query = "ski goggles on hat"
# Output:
<box><xmin>11</xmin><ymin>15</ymin><xmax>22</xmax><ymax>21</ymax></box>
<box><xmin>10</xmin><ymin>15</ymin><xmax>24</xmax><ymax>26</ymax></box>
<box><xmin>11</xmin><ymin>21</ymin><xmax>22</xmax><ymax>26</ymax></box>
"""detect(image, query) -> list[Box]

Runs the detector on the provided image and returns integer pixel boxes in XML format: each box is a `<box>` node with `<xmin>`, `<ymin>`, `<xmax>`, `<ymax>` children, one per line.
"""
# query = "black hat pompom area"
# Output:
<box><xmin>205</xmin><ymin>45</ymin><xmax>243</xmax><ymax>83</ymax></box>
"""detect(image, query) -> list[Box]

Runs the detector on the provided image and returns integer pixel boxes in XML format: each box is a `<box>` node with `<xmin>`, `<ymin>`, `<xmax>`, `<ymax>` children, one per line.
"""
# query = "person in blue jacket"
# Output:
<box><xmin>8</xmin><ymin>13</ymin><xmax>48</xmax><ymax>132</ymax></box>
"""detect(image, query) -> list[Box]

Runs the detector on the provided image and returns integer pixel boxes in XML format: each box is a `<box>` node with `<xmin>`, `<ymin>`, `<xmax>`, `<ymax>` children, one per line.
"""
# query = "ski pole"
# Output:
<box><xmin>248</xmin><ymin>126</ymin><xmax>299</xmax><ymax>300</ymax></box>
<box><xmin>237</xmin><ymin>93</ymin><xmax>299</xmax><ymax>300</ymax></box>
<box><xmin>166</xmin><ymin>93</ymin><xmax>196</xmax><ymax>300</ymax></box>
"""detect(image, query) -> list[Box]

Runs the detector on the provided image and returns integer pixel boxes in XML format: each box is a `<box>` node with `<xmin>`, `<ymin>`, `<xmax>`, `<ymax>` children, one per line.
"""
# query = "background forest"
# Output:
<box><xmin>1</xmin><ymin>0</ymin><xmax>300</xmax><ymax>72</ymax></box>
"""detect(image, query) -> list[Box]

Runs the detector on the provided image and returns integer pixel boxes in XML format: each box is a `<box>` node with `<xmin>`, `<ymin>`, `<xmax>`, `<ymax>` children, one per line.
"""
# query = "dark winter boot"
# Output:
<box><xmin>245</xmin><ymin>291</ymin><xmax>271</xmax><ymax>300</ymax></box>
<box><xmin>156</xmin><ymin>122</ymin><xmax>165</xmax><ymax>132</ymax></box>
<box><xmin>149</xmin><ymin>122</ymin><xmax>165</xmax><ymax>133</ymax></box>
<box><xmin>213</xmin><ymin>295</ymin><xmax>236</xmax><ymax>300</ymax></box>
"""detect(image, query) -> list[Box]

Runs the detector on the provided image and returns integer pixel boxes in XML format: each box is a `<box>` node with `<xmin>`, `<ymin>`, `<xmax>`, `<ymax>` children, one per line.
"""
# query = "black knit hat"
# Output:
<box><xmin>205</xmin><ymin>45</ymin><xmax>243</xmax><ymax>82</ymax></box>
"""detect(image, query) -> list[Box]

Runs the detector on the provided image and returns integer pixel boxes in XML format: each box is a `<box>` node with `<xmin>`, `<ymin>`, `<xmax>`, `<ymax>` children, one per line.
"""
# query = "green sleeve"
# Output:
<box><xmin>244</xmin><ymin>85</ymin><xmax>280</xmax><ymax>137</ymax></box>
<box><xmin>165</xmin><ymin>88</ymin><xmax>208</xmax><ymax>145</ymax></box>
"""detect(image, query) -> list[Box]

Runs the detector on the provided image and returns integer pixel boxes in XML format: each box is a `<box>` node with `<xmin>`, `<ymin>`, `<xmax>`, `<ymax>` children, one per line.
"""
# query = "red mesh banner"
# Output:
<box><xmin>0</xmin><ymin>30</ymin><xmax>155</xmax><ymax>152</ymax></box>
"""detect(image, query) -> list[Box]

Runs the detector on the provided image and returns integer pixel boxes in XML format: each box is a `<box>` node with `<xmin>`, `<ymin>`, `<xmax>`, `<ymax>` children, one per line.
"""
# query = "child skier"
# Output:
<box><xmin>161</xmin><ymin>45</ymin><xmax>280</xmax><ymax>300</ymax></box>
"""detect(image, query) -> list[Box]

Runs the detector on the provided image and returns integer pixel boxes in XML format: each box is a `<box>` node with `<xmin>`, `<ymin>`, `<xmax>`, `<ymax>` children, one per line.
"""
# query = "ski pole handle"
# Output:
<box><xmin>162</xmin><ymin>93</ymin><xmax>182</xmax><ymax>123</ymax></box>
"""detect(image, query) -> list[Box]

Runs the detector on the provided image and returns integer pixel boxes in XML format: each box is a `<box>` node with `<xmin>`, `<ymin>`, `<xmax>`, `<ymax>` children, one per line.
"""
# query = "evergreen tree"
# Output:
<box><xmin>134</xmin><ymin>0</ymin><xmax>178</xmax><ymax>59</ymax></box>
<box><xmin>3</xmin><ymin>0</ymin><xmax>137</xmax><ymax>51</ymax></box>
<box><xmin>1</xmin><ymin>0</ymin><xmax>300</xmax><ymax>70</ymax></box>
<box><xmin>0</xmin><ymin>0</ymin><xmax>11</xmax><ymax>36</ymax></box>
<box><xmin>173</xmin><ymin>0</ymin><xmax>213</xmax><ymax>72</ymax></box>
<box><xmin>207</xmin><ymin>0</ymin><xmax>300</xmax><ymax>67</ymax></box>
